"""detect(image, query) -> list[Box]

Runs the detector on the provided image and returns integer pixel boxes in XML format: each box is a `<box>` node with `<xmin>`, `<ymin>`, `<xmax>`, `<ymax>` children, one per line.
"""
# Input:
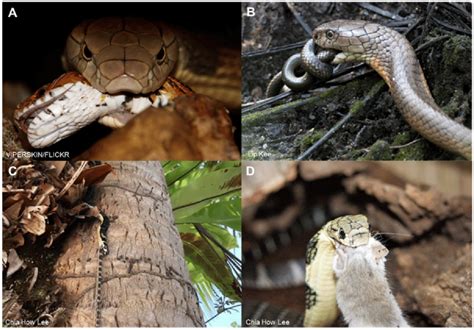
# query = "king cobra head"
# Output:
<box><xmin>327</xmin><ymin>214</ymin><xmax>370</xmax><ymax>247</ymax></box>
<box><xmin>63</xmin><ymin>17</ymin><xmax>179</xmax><ymax>94</ymax></box>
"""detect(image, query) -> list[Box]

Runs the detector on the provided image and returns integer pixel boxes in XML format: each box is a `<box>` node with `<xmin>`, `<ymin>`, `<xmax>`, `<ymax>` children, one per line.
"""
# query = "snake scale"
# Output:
<box><xmin>95</xmin><ymin>212</ymin><xmax>109</xmax><ymax>327</ymax></box>
<box><xmin>267</xmin><ymin>20</ymin><xmax>471</xmax><ymax>159</ymax></box>
<box><xmin>313</xmin><ymin>20</ymin><xmax>472</xmax><ymax>159</ymax></box>
<box><xmin>14</xmin><ymin>17</ymin><xmax>240</xmax><ymax>148</ymax></box>
<box><xmin>304</xmin><ymin>214</ymin><xmax>370</xmax><ymax>327</ymax></box>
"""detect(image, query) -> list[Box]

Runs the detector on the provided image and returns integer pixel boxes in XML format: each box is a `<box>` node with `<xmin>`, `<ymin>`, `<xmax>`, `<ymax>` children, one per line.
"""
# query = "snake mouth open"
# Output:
<box><xmin>14</xmin><ymin>78</ymin><xmax>168</xmax><ymax>148</ymax></box>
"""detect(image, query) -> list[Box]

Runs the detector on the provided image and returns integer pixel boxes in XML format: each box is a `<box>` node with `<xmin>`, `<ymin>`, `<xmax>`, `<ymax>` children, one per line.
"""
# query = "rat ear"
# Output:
<box><xmin>371</xmin><ymin>241</ymin><xmax>389</xmax><ymax>260</ymax></box>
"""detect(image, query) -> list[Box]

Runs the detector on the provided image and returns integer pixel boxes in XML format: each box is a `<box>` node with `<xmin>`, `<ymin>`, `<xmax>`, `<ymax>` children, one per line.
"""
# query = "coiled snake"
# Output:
<box><xmin>304</xmin><ymin>214</ymin><xmax>370</xmax><ymax>327</ymax></box>
<box><xmin>267</xmin><ymin>20</ymin><xmax>472</xmax><ymax>159</ymax></box>
<box><xmin>14</xmin><ymin>17</ymin><xmax>240</xmax><ymax>148</ymax></box>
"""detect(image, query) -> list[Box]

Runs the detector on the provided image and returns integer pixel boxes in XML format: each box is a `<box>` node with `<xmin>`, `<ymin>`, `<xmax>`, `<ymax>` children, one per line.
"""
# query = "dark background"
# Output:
<box><xmin>3</xmin><ymin>2</ymin><xmax>241</xmax><ymax>155</ymax></box>
<box><xmin>3</xmin><ymin>2</ymin><xmax>241</xmax><ymax>89</ymax></box>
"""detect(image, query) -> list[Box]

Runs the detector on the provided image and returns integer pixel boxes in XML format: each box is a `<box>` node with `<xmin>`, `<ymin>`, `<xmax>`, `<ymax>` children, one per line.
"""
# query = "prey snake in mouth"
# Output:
<box><xmin>266</xmin><ymin>20</ymin><xmax>472</xmax><ymax>159</ymax></box>
<box><xmin>14</xmin><ymin>17</ymin><xmax>240</xmax><ymax>148</ymax></box>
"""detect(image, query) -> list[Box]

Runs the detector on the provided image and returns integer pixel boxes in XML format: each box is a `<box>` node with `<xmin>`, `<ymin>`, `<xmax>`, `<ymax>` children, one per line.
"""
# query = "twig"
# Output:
<box><xmin>420</xmin><ymin>3</ymin><xmax>437</xmax><ymax>42</ymax></box>
<box><xmin>352</xmin><ymin>126</ymin><xmax>367</xmax><ymax>147</ymax></box>
<box><xmin>297</xmin><ymin>81</ymin><xmax>385</xmax><ymax>160</ymax></box>
<box><xmin>437</xmin><ymin>2</ymin><xmax>472</xmax><ymax>23</ymax></box>
<box><xmin>205</xmin><ymin>304</ymin><xmax>241</xmax><ymax>324</ymax></box>
<box><xmin>242</xmin><ymin>40</ymin><xmax>307</xmax><ymax>58</ymax></box>
<box><xmin>357</xmin><ymin>2</ymin><xmax>403</xmax><ymax>20</ymax></box>
<box><xmin>57</xmin><ymin>161</ymin><xmax>87</xmax><ymax>199</ymax></box>
<box><xmin>403</xmin><ymin>17</ymin><xmax>424</xmax><ymax>37</ymax></box>
<box><xmin>286</xmin><ymin>2</ymin><xmax>313</xmax><ymax>37</ymax></box>
<box><xmin>194</xmin><ymin>224</ymin><xmax>242</xmax><ymax>281</ymax></box>
<box><xmin>389</xmin><ymin>138</ymin><xmax>421</xmax><ymax>149</ymax></box>
<box><xmin>415</xmin><ymin>35</ymin><xmax>450</xmax><ymax>53</ymax></box>
<box><xmin>431</xmin><ymin>16</ymin><xmax>471</xmax><ymax>35</ymax></box>
<box><xmin>386</xmin><ymin>19</ymin><xmax>417</xmax><ymax>28</ymax></box>
<box><xmin>242</xmin><ymin>91</ymin><xmax>292</xmax><ymax>114</ymax></box>
<box><xmin>297</xmin><ymin>111</ymin><xmax>353</xmax><ymax>160</ymax></box>
<box><xmin>243</xmin><ymin>93</ymin><xmax>325</xmax><ymax>125</ymax></box>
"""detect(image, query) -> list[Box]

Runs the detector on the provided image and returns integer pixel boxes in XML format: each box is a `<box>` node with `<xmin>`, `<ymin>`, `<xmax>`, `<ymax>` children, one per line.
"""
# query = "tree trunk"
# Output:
<box><xmin>54</xmin><ymin>161</ymin><xmax>204</xmax><ymax>327</ymax></box>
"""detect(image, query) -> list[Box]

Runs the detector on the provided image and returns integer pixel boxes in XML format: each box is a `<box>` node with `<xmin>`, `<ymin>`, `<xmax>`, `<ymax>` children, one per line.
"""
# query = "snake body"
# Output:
<box><xmin>313</xmin><ymin>20</ymin><xmax>471</xmax><ymax>159</ymax></box>
<box><xmin>15</xmin><ymin>17</ymin><xmax>240</xmax><ymax>148</ymax></box>
<box><xmin>245</xmin><ymin>258</ymin><xmax>305</xmax><ymax>289</ymax></box>
<box><xmin>244</xmin><ymin>206</ymin><xmax>325</xmax><ymax>289</ymax></box>
<box><xmin>95</xmin><ymin>212</ymin><xmax>109</xmax><ymax>327</ymax></box>
<box><xmin>304</xmin><ymin>214</ymin><xmax>370</xmax><ymax>327</ymax></box>
<box><xmin>265</xmin><ymin>40</ymin><xmax>336</xmax><ymax>97</ymax></box>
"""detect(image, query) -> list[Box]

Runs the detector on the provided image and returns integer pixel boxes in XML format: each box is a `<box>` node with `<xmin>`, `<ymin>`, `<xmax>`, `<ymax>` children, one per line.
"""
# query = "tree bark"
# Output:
<box><xmin>54</xmin><ymin>161</ymin><xmax>204</xmax><ymax>327</ymax></box>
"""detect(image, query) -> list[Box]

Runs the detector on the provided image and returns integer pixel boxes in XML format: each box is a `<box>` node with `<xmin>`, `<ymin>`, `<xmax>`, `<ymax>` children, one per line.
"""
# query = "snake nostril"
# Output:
<box><xmin>156</xmin><ymin>47</ymin><xmax>166</xmax><ymax>64</ymax></box>
<box><xmin>82</xmin><ymin>45</ymin><xmax>93</xmax><ymax>61</ymax></box>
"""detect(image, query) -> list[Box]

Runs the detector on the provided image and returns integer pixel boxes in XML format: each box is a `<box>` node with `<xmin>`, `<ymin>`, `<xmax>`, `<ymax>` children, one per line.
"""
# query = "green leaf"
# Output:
<box><xmin>162</xmin><ymin>161</ymin><xmax>202</xmax><ymax>186</ymax></box>
<box><xmin>180</xmin><ymin>232</ymin><xmax>240</xmax><ymax>302</ymax></box>
<box><xmin>170</xmin><ymin>165</ymin><xmax>241</xmax><ymax>220</ymax></box>
<box><xmin>176</xmin><ymin>193</ymin><xmax>241</xmax><ymax>230</ymax></box>
<box><xmin>163</xmin><ymin>161</ymin><xmax>242</xmax><ymax>311</ymax></box>
<box><xmin>178</xmin><ymin>224</ymin><xmax>238</xmax><ymax>251</ymax></box>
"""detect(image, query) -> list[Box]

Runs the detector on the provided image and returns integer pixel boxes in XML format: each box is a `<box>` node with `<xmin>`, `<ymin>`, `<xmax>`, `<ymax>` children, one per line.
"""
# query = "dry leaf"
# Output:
<box><xmin>32</xmin><ymin>183</ymin><xmax>56</xmax><ymax>207</ymax></box>
<box><xmin>60</xmin><ymin>183</ymin><xmax>85</xmax><ymax>206</ymax></box>
<box><xmin>3</xmin><ymin>250</ymin><xmax>8</xmax><ymax>267</ymax></box>
<box><xmin>6</xmin><ymin>249</ymin><xmax>23</xmax><ymax>277</ymax></box>
<box><xmin>4</xmin><ymin>200</ymin><xmax>24</xmax><ymax>222</ymax></box>
<box><xmin>43</xmin><ymin>161</ymin><xmax>67</xmax><ymax>176</ymax></box>
<box><xmin>75</xmin><ymin>163</ymin><xmax>113</xmax><ymax>186</ymax></box>
<box><xmin>3</xmin><ymin>192</ymin><xmax>27</xmax><ymax>210</ymax></box>
<box><xmin>2</xmin><ymin>289</ymin><xmax>23</xmax><ymax>321</ymax></box>
<box><xmin>4</xmin><ymin>232</ymin><xmax>25</xmax><ymax>249</ymax></box>
<box><xmin>21</xmin><ymin>206</ymin><xmax>48</xmax><ymax>235</ymax></box>
<box><xmin>27</xmin><ymin>267</ymin><xmax>38</xmax><ymax>293</ymax></box>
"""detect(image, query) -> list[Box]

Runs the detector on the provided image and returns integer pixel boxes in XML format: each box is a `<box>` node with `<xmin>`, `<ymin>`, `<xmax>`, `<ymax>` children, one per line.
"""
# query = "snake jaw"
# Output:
<box><xmin>97</xmin><ymin>93</ymin><xmax>169</xmax><ymax>128</ymax></box>
<box><xmin>332</xmin><ymin>51</ymin><xmax>367</xmax><ymax>64</ymax></box>
<box><xmin>14</xmin><ymin>71</ymin><xmax>191</xmax><ymax>148</ymax></box>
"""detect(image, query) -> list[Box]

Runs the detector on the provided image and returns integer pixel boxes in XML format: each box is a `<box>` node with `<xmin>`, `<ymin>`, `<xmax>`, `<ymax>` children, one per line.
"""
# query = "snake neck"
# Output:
<box><xmin>336</xmin><ymin>25</ymin><xmax>471</xmax><ymax>159</ymax></box>
<box><xmin>377</xmin><ymin>29</ymin><xmax>471</xmax><ymax>159</ymax></box>
<box><xmin>304</xmin><ymin>231</ymin><xmax>338</xmax><ymax>327</ymax></box>
<box><xmin>172</xmin><ymin>33</ymin><xmax>241</xmax><ymax>109</ymax></box>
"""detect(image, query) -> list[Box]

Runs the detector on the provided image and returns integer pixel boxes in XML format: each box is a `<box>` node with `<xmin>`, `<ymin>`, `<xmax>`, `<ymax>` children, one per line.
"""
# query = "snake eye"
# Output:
<box><xmin>326</xmin><ymin>30</ymin><xmax>335</xmax><ymax>40</ymax></box>
<box><xmin>82</xmin><ymin>45</ymin><xmax>93</xmax><ymax>61</ymax></box>
<box><xmin>338</xmin><ymin>228</ymin><xmax>346</xmax><ymax>240</ymax></box>
<box><xmin>156</xmin><ymin>46</ymin><xmax>166</xmax><ymax>64</ymax></box>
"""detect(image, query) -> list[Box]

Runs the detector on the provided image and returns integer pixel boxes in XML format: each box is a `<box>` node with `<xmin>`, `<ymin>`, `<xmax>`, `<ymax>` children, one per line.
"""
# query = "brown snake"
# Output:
<box><xmin>14</xmin><ymin>17</ymin><xmax>240</xmax><ymax>148</ymax></box>
<box><xmin>313</xmin><ymin>20</ymin><xmax>471</xmax><ymax>159</ymax></box>
<box><xmin>63</xmin><ymin>17</ymin><xmax>240</xmax><ymax>105</ymax></box>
